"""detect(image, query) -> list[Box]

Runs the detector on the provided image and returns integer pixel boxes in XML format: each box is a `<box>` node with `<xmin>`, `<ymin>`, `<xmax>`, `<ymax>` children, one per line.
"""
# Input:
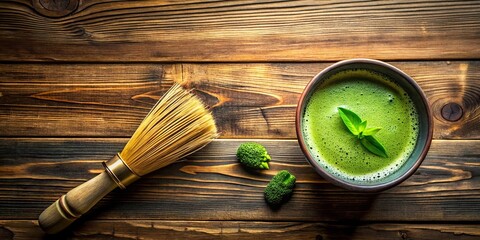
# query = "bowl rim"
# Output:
<box><xmin>295</xmin><ymin>58</ymin><xmax>433</xmax><ymax>192</ymax></box>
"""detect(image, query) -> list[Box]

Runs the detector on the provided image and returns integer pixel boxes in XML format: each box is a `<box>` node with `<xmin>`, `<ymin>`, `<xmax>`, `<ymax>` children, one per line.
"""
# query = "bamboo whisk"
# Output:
<box><xmin>38</xmin><ymin>84</ymin><xmax>217</xmax><ymax>234</ymax></box>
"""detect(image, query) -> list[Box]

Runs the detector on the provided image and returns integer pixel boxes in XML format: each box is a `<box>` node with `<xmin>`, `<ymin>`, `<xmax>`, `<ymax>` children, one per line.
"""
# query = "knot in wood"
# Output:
<box><xmin>441</xmin><ymin>102</ymin><xmax>463</xmax><ymax>122</ymax></box>
<box><xmin>399</xmin><ymin>230</ymin><xmax>408</xmax><ymax>239</ymax></box>
<box><xmin>32</xmin><ymin>0</ymin><xmax>79</xmax><ymax>18</ymax></box>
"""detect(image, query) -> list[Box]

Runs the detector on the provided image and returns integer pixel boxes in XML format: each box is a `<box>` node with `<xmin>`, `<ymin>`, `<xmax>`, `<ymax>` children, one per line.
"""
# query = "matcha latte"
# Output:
<box><xmin>302</xmin><ymin>69</ymin><xmax>419</xmax><ymax>183</ymax></box>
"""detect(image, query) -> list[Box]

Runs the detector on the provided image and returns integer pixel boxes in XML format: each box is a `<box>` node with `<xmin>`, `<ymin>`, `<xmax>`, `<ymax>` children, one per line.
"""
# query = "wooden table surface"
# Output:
<box><xmin>1</xmin><ymin>0</ymin><xmax>479</xmax><ymax>239</ymax></box>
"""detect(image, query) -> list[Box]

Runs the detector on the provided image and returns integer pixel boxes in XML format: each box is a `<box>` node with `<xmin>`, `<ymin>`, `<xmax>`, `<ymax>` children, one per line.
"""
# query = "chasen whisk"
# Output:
<box><xmin>38</xmin><ymin>84</ymin><xmax>217</xmax><ymax>234</ymax></box>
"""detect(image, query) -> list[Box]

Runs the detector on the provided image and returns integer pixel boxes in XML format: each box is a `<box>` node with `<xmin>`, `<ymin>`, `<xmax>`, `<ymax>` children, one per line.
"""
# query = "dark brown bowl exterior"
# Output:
<box><xmin>295</xmin><ymin>59</ymin><xmax>433</xmax><ymax>192</ymax></box>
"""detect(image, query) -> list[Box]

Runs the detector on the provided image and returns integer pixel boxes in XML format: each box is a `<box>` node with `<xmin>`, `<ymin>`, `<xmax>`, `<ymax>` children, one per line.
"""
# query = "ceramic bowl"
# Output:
<box><xmin>295</xmin><ymin>59</ymin><xmax>433</xmax><ymax>192</ymax></box>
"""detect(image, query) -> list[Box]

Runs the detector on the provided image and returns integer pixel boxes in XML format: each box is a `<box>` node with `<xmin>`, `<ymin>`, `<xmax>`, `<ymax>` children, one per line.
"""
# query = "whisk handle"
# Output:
<box><xmin>38</xmin><ymin>154</ymin><xmax>140</xmax><ymax>234</ymax></box>
<box><xmin>38</xmin><ymin>171</ymin><xmax>117</xmax><ymax>234</ymax></box>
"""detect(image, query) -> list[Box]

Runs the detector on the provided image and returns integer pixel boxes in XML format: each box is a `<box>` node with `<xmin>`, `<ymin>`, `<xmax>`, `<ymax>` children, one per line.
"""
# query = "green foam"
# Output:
<box><xmin>302</xmin><ymin>69</ymin><xmax>419</xmax><ymax>183</ymax></box>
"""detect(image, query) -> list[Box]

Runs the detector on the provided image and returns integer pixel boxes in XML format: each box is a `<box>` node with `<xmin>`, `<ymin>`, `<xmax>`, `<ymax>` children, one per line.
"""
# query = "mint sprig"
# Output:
<box><xmin>338</xmin><ymin>107</ymin><xmax>388</xmax><ymax>158</ymax></box>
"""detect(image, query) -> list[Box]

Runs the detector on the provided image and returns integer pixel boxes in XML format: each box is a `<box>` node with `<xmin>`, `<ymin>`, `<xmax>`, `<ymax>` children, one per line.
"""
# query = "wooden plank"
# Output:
<box><xmin>1</xmin><ymin>220</ymin><xmax>479</xmax><ymax>240</ymax></box>
<box><xmin>0</xmin><ymin>138</ymin><xmax>478</xmax><ymax>221</ymax></box>
<box><xmin>0</xmin><ymin>62</ymin><xmax>479</xmax><ymax>139</ymax></box>
<box><xmin>0</xmin><ymin>0</ymin><xmax>479</xmax><ymax>62</ymax></box>
<box><xmin>0</xmin><ymin>64</ymin><xmax>180</xmax><ymax>137</ymax></box>
<box><xmin>183</xmin><ymin>61</ymin><xmax>480</xmax><ymax>139</ymax></box>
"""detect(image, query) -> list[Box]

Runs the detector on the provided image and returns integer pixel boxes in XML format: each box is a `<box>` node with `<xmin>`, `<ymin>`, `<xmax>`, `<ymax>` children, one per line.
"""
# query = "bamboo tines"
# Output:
<box><xmin>120</xmin><ymin>84</ymin><xmax>217</xmax><ymax>176</ymax></box>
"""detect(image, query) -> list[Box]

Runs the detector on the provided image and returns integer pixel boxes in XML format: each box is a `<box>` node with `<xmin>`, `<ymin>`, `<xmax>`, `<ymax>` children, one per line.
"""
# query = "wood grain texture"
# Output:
<box><xmin>1</xmin><ymin>62</ymin><xmax>478</xmax><ymax>139</ymax></box>
<box><xmin>0</xmin><ymin>138</ymin><xmax>478</xmax><ymax>221</ymax></box>
<box><xmin>1</xmin><ymin>220</ymin><xmax>480</xmax><ymax>240</ymax></box>
<box><xmin>2</xmin><ymin>0</ymin><xmax>478</xmax><ymax>238</ymax></box>
<box><xmin>0</xmin><ymin>64</ymin><xmax>180</xmax><ymax>137</ymax></box>
<box><xmin>0</xmin><ymin>0</ymin><xmax>479</xmax><ymax>62</ymax></box>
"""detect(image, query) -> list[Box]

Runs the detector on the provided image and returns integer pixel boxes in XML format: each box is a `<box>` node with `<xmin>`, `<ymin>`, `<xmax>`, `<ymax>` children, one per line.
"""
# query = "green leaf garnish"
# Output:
<box><xmin>362</xmin><ymin>127</ymin><xmax>382</xmax><ymax>136</ymax></box>
<box><xmin>337</xmin><ymin>107</ymin><xmax>388</xmax><ymax>158</ymax></box>
<box><xmin>358</xmin><ymin>120</ymin><xmax>367</xmax><ymax>133</ymax></box>
<box><xmin>360</xmin><ymin>136</ymin><xmax>388</xmax><ymax>158</ymax></box>
<box><xmin>338</xmin><ymin>107</ymin><xmax>362</xmax><ymax>135</ymax></box>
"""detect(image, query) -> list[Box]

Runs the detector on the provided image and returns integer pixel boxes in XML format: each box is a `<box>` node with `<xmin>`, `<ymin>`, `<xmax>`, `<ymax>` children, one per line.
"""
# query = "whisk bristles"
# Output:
<box><xmin>120</xmin><ymin>84</ymin><xmax>218</xmax><ymax>176</ymax></box>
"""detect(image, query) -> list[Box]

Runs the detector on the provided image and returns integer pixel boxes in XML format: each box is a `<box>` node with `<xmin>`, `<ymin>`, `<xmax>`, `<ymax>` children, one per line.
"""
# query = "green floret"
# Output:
<box><xmin>236</xmin><ymin>142</ymin><xmax>271</xmax><ymax>169</ymax></box>
<box><xmin>264</xmin><ymin>170</ymin><xmax>296</xmax><ymax>207</ymax></box>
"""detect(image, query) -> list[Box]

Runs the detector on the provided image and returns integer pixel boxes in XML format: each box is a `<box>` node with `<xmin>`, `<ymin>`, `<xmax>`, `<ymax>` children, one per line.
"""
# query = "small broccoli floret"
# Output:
<box><xmin>236</xmin><ymin>142</ymin><xmax>271</xmax><ymax>169</ymax></box>
<box><xmin>264</xmin><ymin>170</ymin><xmax>296</xmax><ymax>207</ymax></box>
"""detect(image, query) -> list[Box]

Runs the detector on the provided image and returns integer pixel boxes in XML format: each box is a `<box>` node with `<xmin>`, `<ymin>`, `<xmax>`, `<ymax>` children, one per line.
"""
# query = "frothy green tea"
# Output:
<box><xmin>302</xmin><ymin>69</ymin><xmax>419</xmax><ymax>183</ymax></box>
